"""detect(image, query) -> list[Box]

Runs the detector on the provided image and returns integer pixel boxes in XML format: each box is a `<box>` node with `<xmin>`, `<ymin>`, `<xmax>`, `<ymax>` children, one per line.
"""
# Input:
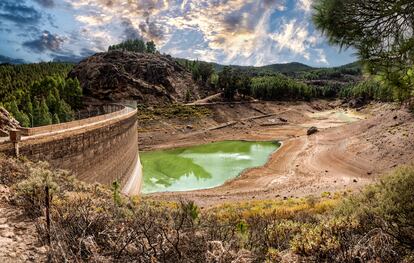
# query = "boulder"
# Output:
<box><xmin>307</xmin><ymin>126</ymin><xmax>318</xmax><ymax>136</ymax></box>
<box><xmin>69</xmin><ymin>51</ymin><xmax>206</xmax><ymax>105</ymax></box>
<box><xmin>348</xmin><ymin>97</ymin><xmax>365</xmax><ymax>108</ymax></box>
<box><xmin>0</xmin><ymin>107</ymin><xmax>20</xmax><ymax>137</ymax></box>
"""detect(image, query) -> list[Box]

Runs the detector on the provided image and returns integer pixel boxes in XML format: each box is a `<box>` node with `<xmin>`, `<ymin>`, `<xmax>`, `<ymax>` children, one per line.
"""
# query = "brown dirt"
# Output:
<box><xmin>138</xmin><ymin>101</ymin><xmax>414</xmax><ymax>207</ymax></box>
<box><xmin>0</xmin><ymin>186</ymin><xmax>47</xmax><ymax>262</ymax></box>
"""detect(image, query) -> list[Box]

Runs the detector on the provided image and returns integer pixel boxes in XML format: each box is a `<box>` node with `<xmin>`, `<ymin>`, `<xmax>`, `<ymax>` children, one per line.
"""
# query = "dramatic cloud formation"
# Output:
<box><xmin>52</xmin><ymin>48</ymin><xmax>95</xmax><ymax>63</ymax></box>
<box><xmin>34</xmin><ymin>0</ymin><xmax>55</xmax><ymax>8</ymax></box>
<box><xmin>23</xmin><ymin>31</ymin><xmax>65</xmax><ymax>53</ymax></box>
<box><xmin>0</xmin><ymin>0</ymin><xmax>355</xmax><ymax>66</ymax></box>
<box><xmin>270</xmin><ymin>19</ymin><xmax>317</xmax><ymax>59</ymax></box>
<box><xmin>0</xmin><ymin>54</ymin><xmax>26</xmax><ymax>64</ymax></box>
<box><xmin>0</xmin><ymin>1</ymin><xmax>42</xmax><ymax>24</ymax></box>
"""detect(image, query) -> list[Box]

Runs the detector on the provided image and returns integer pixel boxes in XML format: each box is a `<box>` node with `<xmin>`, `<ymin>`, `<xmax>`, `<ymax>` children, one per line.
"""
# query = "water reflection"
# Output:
<box><xmin>142</xmin><ymin>141</ymin><xmax>280</xmax><ymax>193</ymax></box>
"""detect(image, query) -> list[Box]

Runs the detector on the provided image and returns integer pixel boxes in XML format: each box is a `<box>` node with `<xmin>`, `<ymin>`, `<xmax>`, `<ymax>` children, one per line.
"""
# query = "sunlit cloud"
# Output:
<box><xmin>297</xmin><ymin>0</ymin><xmax>313</xmax><ymax>12</ymax></box>
<box><xmin>1</xmin><ymin>0</ymin><xmax>356</xmax><ymax>66</ymax></box>
<box><xmin>270</xmin><ymin>19</ymin><xmax>317</xmax><ymax>60</ymax></box>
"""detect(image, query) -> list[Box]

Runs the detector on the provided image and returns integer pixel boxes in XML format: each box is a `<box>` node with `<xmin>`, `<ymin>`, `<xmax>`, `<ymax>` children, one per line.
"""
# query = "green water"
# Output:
<box><xmin>141</xmin><ymin>141</ymin><xmax>280</xmax><ymax>193</ymax></box>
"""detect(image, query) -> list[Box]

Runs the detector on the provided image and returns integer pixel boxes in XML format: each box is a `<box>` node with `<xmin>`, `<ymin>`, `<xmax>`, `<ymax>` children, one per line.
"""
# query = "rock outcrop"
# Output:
<box><xmin>69</xmin><ymin>51</ymin><xmax>206</xmax><ymax>105</ymax></box>
<box><xmin>0</xmin><ymin>107</ymin><xmax>20</xmax><ymax>137</ymax></box>
<box><xmin>307</xmin><ymin>126</ymin><xmax>318</xmax><ymax>136</ymax></box>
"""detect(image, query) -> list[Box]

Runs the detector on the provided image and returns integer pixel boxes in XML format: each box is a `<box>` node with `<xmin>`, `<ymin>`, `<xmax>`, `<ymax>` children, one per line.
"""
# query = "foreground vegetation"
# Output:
<box><xmin>1</xmin><ymin>154</ymin><xmax>413</xmax><ymax>262</ymax></box>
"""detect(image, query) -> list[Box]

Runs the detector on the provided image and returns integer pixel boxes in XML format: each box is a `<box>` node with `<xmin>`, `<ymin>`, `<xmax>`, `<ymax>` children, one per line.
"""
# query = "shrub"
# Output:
<box><xmin>0</xmin><ymin>154</ymin><xmax>30</xmax><ymax>186</ymax></box>
<box><xmin>4</xmin><ymin>154</ymin><xmax>414</xmax><ymax>262</ymax></box>
<box><xmin>291</xmin><ymin>217</ymin><xmax>361</xmax><ymax>262</ymax></box>
<box><xmin>340</xmin><ymin>79</ymin><xmax>394</xmax><ymax>101</ymax></box>
<box><xmin>13</xmin><ymin>162</ymin><xmax>59</xmax><ymax>217</ymax></box>
<box><xmin>341</xmin><ymin>166</ymin><xmax>414</xmax><ymax>250</ymax></box>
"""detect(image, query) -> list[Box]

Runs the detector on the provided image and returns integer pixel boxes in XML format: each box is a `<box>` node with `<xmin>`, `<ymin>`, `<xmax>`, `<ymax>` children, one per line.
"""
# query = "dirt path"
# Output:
<box><xmin>0</xmin><ymin>186</ymin><xmax>47</xmax><ymax>262</ymax></box>
<box><xmin>139</xmin><ymin>102</ymin><xmax>413</xmax><ymax>207</ymax></box>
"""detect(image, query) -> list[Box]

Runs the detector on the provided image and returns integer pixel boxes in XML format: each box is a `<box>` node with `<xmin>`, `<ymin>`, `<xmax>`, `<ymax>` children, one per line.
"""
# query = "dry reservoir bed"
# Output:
<box><xmin>137</xmin><ymin>101</ymin><xmax>414</xmax><ymax>207</ymax></box>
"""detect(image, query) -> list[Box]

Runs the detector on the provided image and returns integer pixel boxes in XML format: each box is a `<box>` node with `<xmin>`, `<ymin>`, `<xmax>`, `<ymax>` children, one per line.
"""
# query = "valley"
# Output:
<box><xmin>138</xmin><ymin>101</ymin><xmax>414</xmax><ymax>206</ymax></box>
<box><xmin>1</xmin><ymin>1</ymin><xmax>414</xmax><ymax>258</ymax></box>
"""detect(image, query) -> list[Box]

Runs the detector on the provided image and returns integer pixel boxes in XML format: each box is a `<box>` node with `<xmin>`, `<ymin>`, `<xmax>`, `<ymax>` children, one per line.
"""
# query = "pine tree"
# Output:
<box><xmin>313</xmin><ymin>0</ymin><xmax>414</xmax><ymax>100</ymax></box>
<box><xmin>58</xmin><ymin>100</ymin><xmax>74</xmax><ymax>123</ymax></box>
<box><xmin>46</xmin><ymin>91</ymin><xmax>58</xmax><ymax>114</ymax></box>
<box><xmin>8</xmin><ymin>100</ymin><xmax>30</xmax><ymax>127</ymax></box>
<box><xmin>33</xmin><ymin>99</ymin><xmax>41</xmax><ymax>127</ymax></box>
<box><xmin>63</xmin><ymin>78</ymin><xmax>82</xmax><ymax>108</ymax></box>
<box><xmin>35</xmin><ymin>99</ymin><xmax>52</xmax><ymax>126</ymax></box>
<box><xmin>21</xmin><ymin>93</ymin><xmax>33</xmax><ymax>119</ymax></box>
<box><xmin>52</xmin><ymin>113</ymin><xmax>60</xmax><ymax>124</ymax></box>
<box><xmin>146</xmin><ymin>41</ymin><xmax>156</xmax><ymax>53</ymax></box>
<box><xmin>107</xmin><ymin>39</ymin><xmax>148</xmax><ymax>53</ymax></box>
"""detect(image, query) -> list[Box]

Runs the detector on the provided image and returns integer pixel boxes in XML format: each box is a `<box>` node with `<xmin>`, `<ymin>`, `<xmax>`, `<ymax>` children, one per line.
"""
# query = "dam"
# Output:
<box><xmin>0</xmin><ymin>104</ymin><xmax>142</xmax><ymax>195</ymax></box>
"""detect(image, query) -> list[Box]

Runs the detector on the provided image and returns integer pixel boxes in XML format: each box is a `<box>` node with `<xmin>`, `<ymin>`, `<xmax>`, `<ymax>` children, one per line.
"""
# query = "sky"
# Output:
<box><xmin>0</xmin><ymin>0</ymin><xmax>356</xmax><ymax>67</ymax></box>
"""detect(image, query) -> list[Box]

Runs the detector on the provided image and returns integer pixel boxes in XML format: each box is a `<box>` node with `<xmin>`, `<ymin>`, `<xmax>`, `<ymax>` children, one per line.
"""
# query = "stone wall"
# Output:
<box><xmin>0</xmin><ymin>106</ymin><xmax>141</xmax><ymax>190</ymax></box>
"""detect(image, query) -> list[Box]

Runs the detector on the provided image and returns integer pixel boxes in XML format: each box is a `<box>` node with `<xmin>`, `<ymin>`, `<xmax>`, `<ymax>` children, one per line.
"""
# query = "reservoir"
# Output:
<box><xmin>141</xmin><ymin>140</ymin><xmax>280</xmax><ymax>193</ymax></box>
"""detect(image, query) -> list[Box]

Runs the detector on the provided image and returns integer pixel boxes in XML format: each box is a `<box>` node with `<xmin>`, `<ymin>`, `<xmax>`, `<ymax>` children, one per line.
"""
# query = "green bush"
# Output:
<box><xmin>13</xmin><ymin>162</ymin><xmax>59</xmax><ymax>217</ymax></box>
<box><xmin>341</xmin><ymin>166</ymin><xmax>414</xmax><ymax>249</ymax></box>
<box><xmin>251</xmin><ymin>75</ymin><xmax>316</xmax><ymax>100</ymax></box>
<box><xmin>340</xmin><ymin>79</ymin><xmax>393</xmax><ymax>101</ymax></box>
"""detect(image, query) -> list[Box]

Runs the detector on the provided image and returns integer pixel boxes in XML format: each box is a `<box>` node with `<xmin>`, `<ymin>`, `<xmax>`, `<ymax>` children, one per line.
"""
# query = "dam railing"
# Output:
<box><xmin>19</xmin><ymin>104</ymin><xmax>134</xmax><ymax>137</ymax></box>
<box><xmin>1</xmin><ymin>102</ymin><xmax>142</xmax><ymax>194</ymax></box>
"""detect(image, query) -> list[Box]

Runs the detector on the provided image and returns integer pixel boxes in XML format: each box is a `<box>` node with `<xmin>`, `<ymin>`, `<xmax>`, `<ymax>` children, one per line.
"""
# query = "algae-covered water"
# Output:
<box><xmin>141</xmin><ymin>141</ymin><xmax>280</xmax><ymax>193</ymax></box>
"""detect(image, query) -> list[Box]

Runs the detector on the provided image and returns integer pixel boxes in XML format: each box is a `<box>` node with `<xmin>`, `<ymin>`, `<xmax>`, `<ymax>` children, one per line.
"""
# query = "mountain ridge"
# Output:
<box><xmin>3</xmin><ymin>52</ymin><xmax>360</xmax><ymax>75</ymax></box>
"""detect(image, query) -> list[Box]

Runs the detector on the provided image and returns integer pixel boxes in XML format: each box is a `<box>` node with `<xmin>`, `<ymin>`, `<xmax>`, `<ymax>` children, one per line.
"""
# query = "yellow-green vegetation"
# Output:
<box><xmin>137</xmin><ymin>103</ymin><xmax>210</xmax><ymax>121</ymax></box>
<box><xmin>1</xmin><ymin>154</ymin><xmax>413</xmax><ymax>262</ymax></box>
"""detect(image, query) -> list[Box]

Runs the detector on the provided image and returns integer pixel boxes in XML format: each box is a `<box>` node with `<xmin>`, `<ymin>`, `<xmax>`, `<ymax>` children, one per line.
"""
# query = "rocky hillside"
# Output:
<box><xmin>0</xmin><ymin>107</ymin><xmax>20</xmax><ymax>137</ymax></box>
<box><xmin>69</xmin><ymin>51</ymin><xmax>206</xmax><ymax>105</ymax></box>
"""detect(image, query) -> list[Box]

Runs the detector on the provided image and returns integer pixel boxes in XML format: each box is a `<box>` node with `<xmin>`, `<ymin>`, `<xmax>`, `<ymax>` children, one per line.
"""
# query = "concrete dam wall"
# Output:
<box><xmin>0</xmin><ymin>105</ymin><xmax>142</xmax><ymax>195</ymax></box>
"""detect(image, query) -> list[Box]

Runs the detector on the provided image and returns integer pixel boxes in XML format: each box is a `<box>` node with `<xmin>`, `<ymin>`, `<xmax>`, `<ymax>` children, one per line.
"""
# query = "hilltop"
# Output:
<box><xmin>208</xmin><ymin>61</ymin><xmax>313</xmax><ymax>74</ymax></box>
<box><xmin>175</xmin><ymin>58</ymin><xmax>360</xmax><ymax>76</ymax></box>
<box><xmin>68</xmin><ymin>51</ymin><xmax>208</xmax><ymax>105</ymax></box>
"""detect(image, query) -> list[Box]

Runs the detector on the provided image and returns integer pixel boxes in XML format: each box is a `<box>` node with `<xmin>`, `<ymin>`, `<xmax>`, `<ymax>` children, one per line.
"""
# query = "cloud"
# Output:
<box><xmin>297</xmin><ymin>0</ymin><xmax>312</xmax><ymax>12</ymax></box>
<box><xmin>52</xmin><ymin>54</ymin><xmax>83</xmax><ymax>63</ymax></box>
<box><xmin>0</xmin><ymin>1</ymin><xmax>42</xmax><ymax>24</ymax></box>
<box><xmin>51</xmin><ymin>48</ymin><xmax>96</xmax><ymax>63</ymax></box>
<box><xmin>122</xmin><ymin>19</ymin><xmax>142</xmax><ymax>40</ymax></box>
<box><xmin>315</xmin><ymin>49</ymin><xmax>328</xmax><ymax>64</ymax></box>
<box><xmin>163</xmin><ymin>0</ymin><xmax>288</xmax><ymax>64</ymax></box>
<box><xmin>48</xmin><ymin>0</ymin><xmax>338</xmax><ymax>65</ymax></box>
<box><xmin>23</xmin><ymin>30</ymin><xmax>65</xmax><ymax>53</ymax></box>
<box><xmin>0</xmin><ymin>54</ymin><xmax>26</xmax><ymax>64</ymax></box>
<box><xmin>34</xmin><ymin>0</ymin><xmax>55</xmax><ymax>8</ymax></box>
<box><xmin>140</xmin><ymin>18</ymin><xmax>166</xmax><ymax>41</ymax></box>
<box><xmin>270</xmin><ymin>20</ymin><xmax>317</xmax><ymax>60</ymax></box>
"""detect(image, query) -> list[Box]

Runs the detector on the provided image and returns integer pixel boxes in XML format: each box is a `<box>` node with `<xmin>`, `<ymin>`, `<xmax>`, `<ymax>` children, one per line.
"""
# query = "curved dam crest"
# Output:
<box><xmin>0</xmin><ymin>105</ymin><xmax>142</xmax><ymax>195</ymax></box>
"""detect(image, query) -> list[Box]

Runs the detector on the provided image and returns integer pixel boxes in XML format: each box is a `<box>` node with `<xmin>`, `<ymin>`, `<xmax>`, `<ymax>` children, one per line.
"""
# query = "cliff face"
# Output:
<box><xmin>0</xmin><ymin>107</ymin><xmax>19</xmax><ymax>137</ymax></box>
<box><xmin>69</xmin><ymin>51</ymin><xmax>205</xmax><ymax>105</ymax></box>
